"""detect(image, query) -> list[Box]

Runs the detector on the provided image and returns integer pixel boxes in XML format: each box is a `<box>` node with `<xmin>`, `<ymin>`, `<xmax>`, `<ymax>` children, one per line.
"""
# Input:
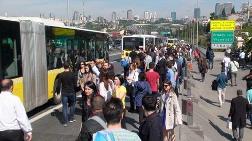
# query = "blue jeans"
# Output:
<box><xmin>62</xmin><ymin>94</ymin><xmax>76</xmax><ymax>123</ymax></box>
<box><xmin>250</xmin><ymin>112</ymin><xmax>252</xmax><ymax>125</ymax></box>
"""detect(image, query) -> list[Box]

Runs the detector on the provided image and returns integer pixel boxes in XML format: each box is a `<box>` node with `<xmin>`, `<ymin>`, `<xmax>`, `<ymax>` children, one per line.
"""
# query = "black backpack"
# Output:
<box><xmin>211</xmin><ymin>79</ymin><xmax>218</xmax><ymax>91</ymax></box>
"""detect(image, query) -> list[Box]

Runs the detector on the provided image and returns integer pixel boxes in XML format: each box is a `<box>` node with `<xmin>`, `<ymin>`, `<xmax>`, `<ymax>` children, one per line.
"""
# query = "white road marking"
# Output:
<box><xmin>29</xmin><ymin>104</ymin><xmax>62</xmax><ymax>123</ymax></box>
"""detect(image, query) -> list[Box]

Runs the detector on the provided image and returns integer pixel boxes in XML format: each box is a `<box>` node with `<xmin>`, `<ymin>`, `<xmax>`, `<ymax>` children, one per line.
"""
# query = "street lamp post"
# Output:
<box><xmin>196</xmin><ymin>0</ymin><xmax>199</xmax><ymax>48</ymax></box>
<box><xmin>67</xmin><ymin>0</ymin><xmax>69</xmax><ymax>26</ymax></box>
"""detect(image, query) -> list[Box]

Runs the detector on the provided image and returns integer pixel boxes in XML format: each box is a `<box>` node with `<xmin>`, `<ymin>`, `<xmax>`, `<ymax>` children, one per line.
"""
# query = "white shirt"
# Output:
<box><xmin>127</xmin><ymin>70</ymin><xmax>139</xmax><ymax>84</ymax></box>
<box><xmin>144</xmin><ymin>55</ymin><xmax>152</xmax><ymax>69</ymax></box>
<box><xmin>222</xmin><ymin>57</ymin><xmax>231</xmax><ymax>68</ymax></box>
<box><xmin>99</xmin><ymin>81</ymin><xmax>114</xmax><ymax>101</ymax></box>
<box><xmin>92</xmin><ymin>66</ymin><xmax>100</xmax><ymax>77</ymax></box>
<box><xmin>0</xmin><ymin>91</ymin><xmax>32</xmax><ymax>133</ymax></box>
<box><xmin>239</xmin><ymin>52</ymin><xmax>245</xmax><ymax>59</ymax></box>
<box><xmin>230</xmin><ymin>61</ymin><xmax>239</xmax><ymax>72</ymax></box>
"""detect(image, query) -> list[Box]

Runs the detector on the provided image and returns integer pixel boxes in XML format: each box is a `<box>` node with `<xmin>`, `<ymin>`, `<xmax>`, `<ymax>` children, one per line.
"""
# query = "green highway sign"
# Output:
<box><xmin>211</xmin><ymin>31</ymin><xmax>234</xmax><ymax>44</ymax></box>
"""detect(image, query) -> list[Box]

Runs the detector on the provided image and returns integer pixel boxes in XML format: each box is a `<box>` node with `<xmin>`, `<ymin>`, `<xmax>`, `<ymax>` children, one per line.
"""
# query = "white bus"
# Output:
<box><xmin>121</xmin><ymin>35</ymin><xmax>159</xmax><ymax>58</ymax></box>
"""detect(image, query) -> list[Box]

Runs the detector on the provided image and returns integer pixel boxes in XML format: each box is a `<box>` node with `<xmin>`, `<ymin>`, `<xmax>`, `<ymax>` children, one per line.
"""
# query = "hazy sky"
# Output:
<box><xmin>0</xmin><ymin>0</ymin><xmax>250</xmax><ymax>20</ymax></box>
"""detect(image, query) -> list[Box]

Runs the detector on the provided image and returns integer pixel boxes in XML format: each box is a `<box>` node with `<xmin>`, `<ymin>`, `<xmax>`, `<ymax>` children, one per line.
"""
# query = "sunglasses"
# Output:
<box><xmin>163</xmin><ymin>84</ymin><xmax>170</xmax><ymax>87</ymax></box>
<box><xmin>81</xmin><ymin>64</ymin><xmax>85</xmax><ymax>65</ymax></box>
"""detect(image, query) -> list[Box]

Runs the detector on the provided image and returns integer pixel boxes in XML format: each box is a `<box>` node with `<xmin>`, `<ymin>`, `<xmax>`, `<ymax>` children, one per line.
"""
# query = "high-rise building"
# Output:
<box><xmin>194</xmin><ymin>8</ymin><xmax>200</xmax><ymax>19</ymax></box>
<box><xmin>127</xmin><ymin>9</ymin><xmax>133</xmax><ymax>20</ymax></box>
<box><xmin>223</xmin><ymin>2</ymin><xmax>233</xmax><ymax>15</ymax></box>
<box><xmin>171</xmin><ymin>12</ymin><xmax>176</xmax><ymax>21</ymax></box>
<box><xmin>215</xmin><ymin>2</ymin><xmax>233</xmax><ymax>16</ymax></box>
<box><xmin>144</xmin><ymin>11</ymin><xmax>150</xmax><ymax>20</ymax></box>
<box><xmin>112</xmin><ymin>11</ymin><xmax>117</xmax><ymax>22</ymax></box>
<box><xmin>72</xmin><ymin>11</ymin><xmax>80</xmax><ymax>21</ymax></box>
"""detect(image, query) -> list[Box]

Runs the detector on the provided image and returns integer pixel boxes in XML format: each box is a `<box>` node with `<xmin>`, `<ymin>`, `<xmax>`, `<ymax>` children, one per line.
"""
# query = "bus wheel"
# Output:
<box><xmin>53</xmin><ymin>79</ymin><xmax>61</xmax><ymax>105</ymax></box>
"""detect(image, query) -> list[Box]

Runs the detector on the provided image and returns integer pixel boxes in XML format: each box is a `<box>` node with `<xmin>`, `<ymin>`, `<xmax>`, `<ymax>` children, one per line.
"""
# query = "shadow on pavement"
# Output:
<box><xmin>200</xmin><ymin>96</ymin><xmax>219</xmax><ymax>107</ymax></box>
<box><xmin>217</xmin><ymin>115</ymin><xmax>228</xmax><ymax>122</ymax></box>
<box><xmin>209</xmin><ymin>74</ymin><xmax>218</xmax><ymax>77</ymax></box>
<box><xmin>51</xmin><ymin>109</ymin><xmax>64</xmax><ymax>124</ymax></box>
<box><xmin>208</xmin><ymin>120</ymin><xmax>233</xmax><ymax>140</ymax></box>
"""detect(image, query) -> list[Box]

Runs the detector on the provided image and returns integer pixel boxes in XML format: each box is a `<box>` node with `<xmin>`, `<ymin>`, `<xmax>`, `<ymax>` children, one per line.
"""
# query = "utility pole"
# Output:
<box><xmin>196</xmin><ymin>0</ymin><xmax>199</xmax><ymax>48</ymax></box>
<box><xmin>248</xmin><ymin>0</ymin><xmax>250</xmax><ymax>22</ymax></box>
<box><xmin>67</xmin><ymin>0</ymin><xmax>70</xmax><ymax>26</ymax></box>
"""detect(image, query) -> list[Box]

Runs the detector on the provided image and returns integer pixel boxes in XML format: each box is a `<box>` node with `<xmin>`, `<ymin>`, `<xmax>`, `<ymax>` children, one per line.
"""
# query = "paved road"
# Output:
<box><xmin>177</xmin><ymin>52</ymin><xmax>252</xmax><ymax>141</ymax></box>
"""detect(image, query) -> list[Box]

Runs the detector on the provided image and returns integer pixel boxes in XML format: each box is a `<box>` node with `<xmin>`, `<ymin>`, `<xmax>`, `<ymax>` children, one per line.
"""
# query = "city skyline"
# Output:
<box><xmin>0</xmin><ymin>0</ymin><xmax>250</xmax><ymax>20</ymax></box>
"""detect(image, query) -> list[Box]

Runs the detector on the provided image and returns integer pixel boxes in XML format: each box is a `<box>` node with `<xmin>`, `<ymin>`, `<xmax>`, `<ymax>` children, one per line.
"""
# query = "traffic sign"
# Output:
<box><xmin>210</xmin><ymin>20</ymin><xmax>235</xmax><ymax>31</ymax></box>
<box><xmin>211</xmin><ymin>31</ymin><xmax>234</xmax><ymax>44</ymax></box>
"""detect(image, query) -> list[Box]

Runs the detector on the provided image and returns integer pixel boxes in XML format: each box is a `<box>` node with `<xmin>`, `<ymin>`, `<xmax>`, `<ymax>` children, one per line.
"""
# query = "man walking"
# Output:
<box><xmin>139</xmin><ymin>95</ymin><xmax>163</xmax><ymax>141</ymax></box>
<box><xmin>228</xmin><ymin>90</ymin><xmax>250</xmax><ymax>141</ymax></box>
<box><xmin>146</xmin><ymin>62</ymin><xmax>160</xmax><ymax>95</ymax></box>
<box><xmin>58</xmin><ymin>62</ymin><xmax>77</xmax><ymax>126</ymax></box>
<box><xmin>0</xmin><ymin>79</ymin><xmax>32</xmax><ymax>141</ymax></box>
<box><xmin>79</xmin><ymin>95</ymin><xmax>106</xmax><ymax>141</ymax></box>
<box><xmin>93</xmin><ymin>98</ymin><xmax>141</xmax><ymax>141</ymax></box>
<box><xmin>216</xmin><ymin>68</ymin><xmax>228</xmax><ymax>107</ymax></box>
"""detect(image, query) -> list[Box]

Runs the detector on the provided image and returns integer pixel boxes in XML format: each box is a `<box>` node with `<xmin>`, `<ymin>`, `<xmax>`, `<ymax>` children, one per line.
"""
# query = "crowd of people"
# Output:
<box><xmin>1</xmin><ymin>41</ymin><xmax>252</xmax><ymax>141</ymax></box>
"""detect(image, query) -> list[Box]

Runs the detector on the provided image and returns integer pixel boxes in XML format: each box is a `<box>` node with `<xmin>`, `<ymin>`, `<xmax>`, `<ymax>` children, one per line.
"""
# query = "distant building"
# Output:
<box><xmin>215</xmin><ymin>2</ymin><xmax>233</xmax><ymax>16</ymax></box>
<box><xmin>152</xmin><ymin>12</ymin><xmax>157</xmax><ymax>22</ymax></box>
<box><xmin>127</xmin><ymin>9</ymin><xmax>133</xmax><ymax>20</ymax></box>
<box><xmin>194</xmin><ymin>8</ymin><xmax>200</xmax><ymax>19</ymax></box>
<box><xmin>112</xmin><ymin>11</ymin><xmax>117</xmax><ymax>22</ymax></box>
<box><xmin>73</xmin><ymin>11</ymin><xmax>80</xmax><ymax>21</ymax></box>
<box><xmin>171</xmin><ymin>12</ymin><xmax>176</xmax><ymax>21</ymax></box>
<box><xmin>144</xmin><ymin>11</ymin><xmax>150</xmax><ymax>20</ymax></box>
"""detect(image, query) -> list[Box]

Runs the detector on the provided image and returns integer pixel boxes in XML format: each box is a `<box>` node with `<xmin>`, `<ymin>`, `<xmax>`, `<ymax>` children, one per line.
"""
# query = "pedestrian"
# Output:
<box><xmin>198</xmin><ymin>57</ymin><xmax>208</xmax><ymax>82</ymax></box>
<box><xmin>228</xmin><ymin>90</ymin><xmax>251</xmax><ymax>141</ymax></box>
<box><xmin>216</xmin><ymin>68</ymin><xmax>228</xmax><ymax>107</ymax></box>
<box><xmin>229</xmin><ymin>58</ymin><xmax>239</xmax><ymax>86</ymax></box>
<box><xmin>0</xmin><ymin>79</ymin><xmax>32</xmax><ymax>141</ymax></box>
<box><xmin>139</xmin><ymin>95</ymin><xmax>163</xmax><ymax>141</ymax></box>
<box><xmin>58</xmin><ymin>62</ymin><xmax>77</xmax><ymax>126</ymax></box>
<box><xmin>134</xmin><ymin>72</ymin><xmax>152</xmax><ymax>123</ymax></box>
<box><xmin>160</xmin><ymin>80</ymin><xmax>182</xmax><ymax>141</ymax></box>
<box><xmin>246</xmin><ymin>85</ymin><xmax>252</xmax><ymax>126</ymax></box>
<box><xmin>166</xmin><ymin>61</ymin><xmax>176</xmax><ymax>89</ymax></box>
<box><xmin>222</xmin><ymin>53</ymin><xmax>231</xmax><ymax>76</ymax></box>
<box><xmin>82</xmin><ymin>81</ymin><xmax>97</xmax><ymax>122</ymax></box>
<box><xmin>78</xmin><ymin>95</ymin><xmax>106</xmax><ymax>141</ymax></box>
<box><xmin>243</xmin><ymin>69</ymin><xmax>252</xmax><ymax>90</ymax></box>
<box><xmin>126</xmin><ymin>63</ymin><xmax>139</xmax><ymax>112</ymax></box>
<box><xmin>155</xmin><ymin>53</ymin><xmax>167</xmax><ymax>91</ymax></box>
<box><xmin>146</xmin><ymin>62</ymin><xmax>160</xmax><ymax>95</ymax></box>
<box><xmin>113</xmin><ymin>74</ymin><xmax>127</xmax><ymax>128</ymax></box>
<box><xmin>99</xmin><ymin>73</ymin><xmax>114</xmax><ymax>101</ymax></box>
<box><xmin>239</xmin><ymin>50</ymin><xmax>246</xmax><ymax>69</ymax></box>
<box><xmin>206</xmin><ymin>46</ymin><xmax>214</xmax><ymax>70</ymax></box>
<box><xmin>93</xmin><ymin>98</ymin><xmax>141</xmax><ymax>141</ymax></box>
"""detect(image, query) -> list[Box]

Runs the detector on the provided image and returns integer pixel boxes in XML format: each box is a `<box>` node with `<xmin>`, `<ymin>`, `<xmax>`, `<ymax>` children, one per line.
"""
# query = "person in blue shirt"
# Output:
<box><xmin>216</xmin><ymin>68</ymin><xmax>228</xmax><ymax>107</ymax></box>
<box><xmin>246</xmin><ymin>86</ymin><xmax>252</xmax><ymax>126</ymax></box>
<box><xmin>166</xmin><ymin>61</ymin><xmax>176</xmax><ymax>89</ymax></box>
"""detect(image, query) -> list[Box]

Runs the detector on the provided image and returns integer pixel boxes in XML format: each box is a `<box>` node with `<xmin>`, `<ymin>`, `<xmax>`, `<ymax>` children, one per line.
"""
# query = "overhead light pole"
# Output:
<box><xmin>67</xmin><ymin>0</ymin><xmax>70</xmax><ymax>26</ymax></box>
<box><xmin>196</xmin><ymin>0</ymin><xmax>199</xmax><ymax>48</ymax></box>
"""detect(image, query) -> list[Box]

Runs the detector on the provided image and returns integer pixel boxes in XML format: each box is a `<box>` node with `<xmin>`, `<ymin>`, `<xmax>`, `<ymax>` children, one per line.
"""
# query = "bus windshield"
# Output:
<box><xmin>123</xmin><ymin>37</ymin><xmax>143</xmax><ymax>51</ymax></box>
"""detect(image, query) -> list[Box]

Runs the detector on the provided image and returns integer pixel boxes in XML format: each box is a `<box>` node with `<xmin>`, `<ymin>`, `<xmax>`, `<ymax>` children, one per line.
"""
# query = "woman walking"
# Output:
<box><xmin>160</xmin><ymin>80</ymin><xmax>182</xmax><ymax>141</ymax></box>
<box><xmin>82</xmin><ymin>81</ymin><xmax>97</xmax><ymax>122</ymax></box>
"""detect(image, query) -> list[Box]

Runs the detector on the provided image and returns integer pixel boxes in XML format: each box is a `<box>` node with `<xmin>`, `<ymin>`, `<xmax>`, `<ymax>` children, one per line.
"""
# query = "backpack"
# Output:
<box><xmin>120</xmin><ymin>58</ymin><xmax>129</xmax><ymax>68</ymax></box>
<box><xmin>211</xmin><ymin>79</ymin><xmax>218</xmax><ymax>91</ymax></box>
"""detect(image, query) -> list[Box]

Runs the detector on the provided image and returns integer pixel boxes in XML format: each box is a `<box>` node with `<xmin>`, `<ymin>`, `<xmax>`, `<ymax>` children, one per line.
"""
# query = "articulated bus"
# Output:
<box><xmin>0</xmin><ymin>17</ymin><xmax>109</xmax><ymax>111</ymax></box>
<box><xmin>121</xmin><ymin>35</ymin><xmax>159</xmax><ymax>58</ymax></box>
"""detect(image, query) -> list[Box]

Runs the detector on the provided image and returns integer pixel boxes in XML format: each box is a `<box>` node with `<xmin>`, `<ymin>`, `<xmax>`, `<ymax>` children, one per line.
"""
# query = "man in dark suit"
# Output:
<box><xmin>228</xmin><ymin>89</ymin><xmax>251</xmax><ymax>141</ymax></box>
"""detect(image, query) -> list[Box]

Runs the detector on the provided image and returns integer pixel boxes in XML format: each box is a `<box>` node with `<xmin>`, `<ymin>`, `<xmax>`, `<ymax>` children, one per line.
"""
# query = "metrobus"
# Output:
<box><xmin>0</xmin><ymin>17</ymin><xmax>109</xmax><ymax>111</ymax></box>
<box><xmin>121</xmin><ymin>35</ymin><xmax>159</xmax><ymax>58</ymax></box>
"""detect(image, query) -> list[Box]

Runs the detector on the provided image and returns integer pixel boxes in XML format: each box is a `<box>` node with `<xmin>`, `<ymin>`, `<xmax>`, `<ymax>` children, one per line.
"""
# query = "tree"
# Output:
<box><xmin>222</xmin><ymin>9</ymin><xmax>226</xmax><ymax>17</ymax></box>
<box><xmin>231</xmin><ymin>6</ymin><xmax>235</xmax><ymax>14</ymax></box>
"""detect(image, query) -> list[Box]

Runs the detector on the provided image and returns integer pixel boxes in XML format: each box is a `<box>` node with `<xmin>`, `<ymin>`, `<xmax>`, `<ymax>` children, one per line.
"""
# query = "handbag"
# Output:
<box><xmin>226</xmin><ymin>117</ymin><xmax>232</xmax><ymax>130</ymax></box>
